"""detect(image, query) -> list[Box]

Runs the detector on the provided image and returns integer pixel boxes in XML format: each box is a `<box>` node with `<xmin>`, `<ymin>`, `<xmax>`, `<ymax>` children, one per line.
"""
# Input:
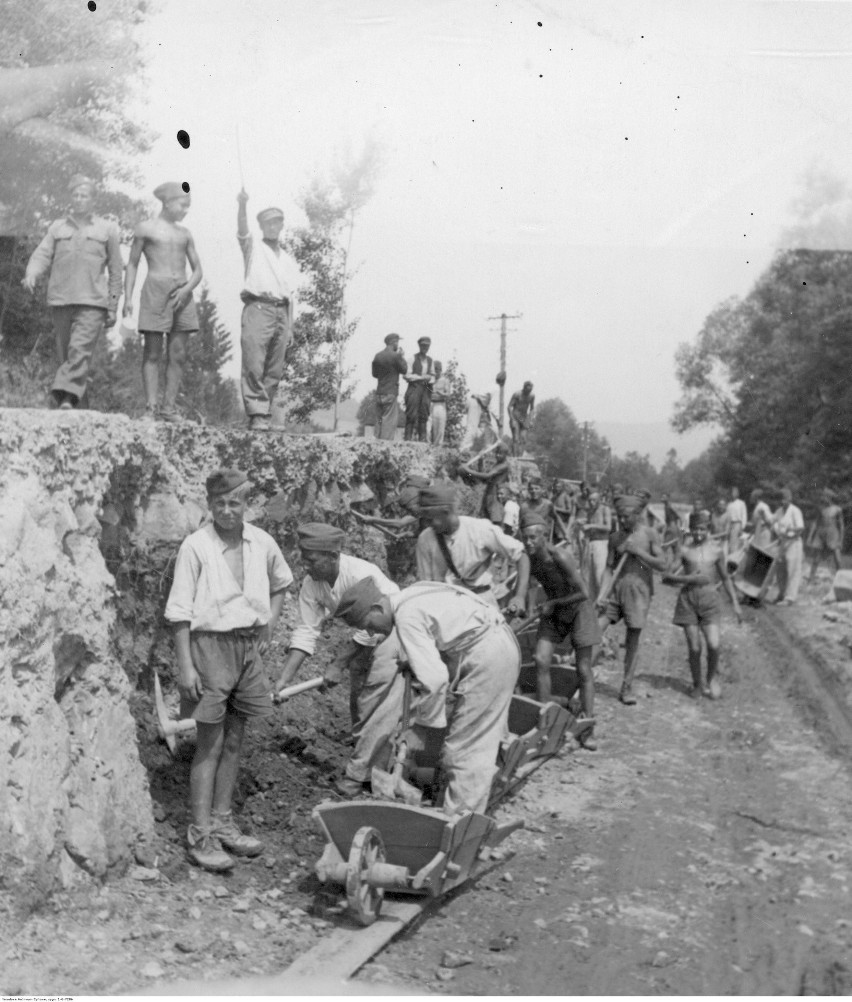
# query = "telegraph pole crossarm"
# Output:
<box><xmin>487</xmin><ymin>311</ymin><xmax>522</xmax><ymax>435</ymax></box>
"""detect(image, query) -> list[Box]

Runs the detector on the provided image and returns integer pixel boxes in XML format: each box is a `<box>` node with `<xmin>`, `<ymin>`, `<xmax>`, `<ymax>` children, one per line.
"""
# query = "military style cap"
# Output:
<box><xmin>614</xmin><ymin>494</ymin><xmax>643</xmax><ymax>517</ymax></box>
<box><xmin>298</xmin><ymin>522</ymin><xmax>346</xmax><ymax>552</ymax></box>
<box><xmin>335</xmin><ymin>578</ymin><xmax>384</xmax><ymax>627</ymax></box>
<box><xmin>417</xmin><ymin>337</ymin><xmax>431</xmax><ymax>346</ymax></box>
<box><xmin>154</xmin><ymin>181</ymin><xmax>185</xmax><ymax>202</ymax></box>
<box><xmin>257</xmin><ymin>207</ymin><xmax>284</xmax><ymax>225</ymax></box>
<box><xmin>688</xmin><ymin>510</ymin><xmax>710</xmax><ymax>530</ymax></box>
<box><xmin>397</xmin><ymin>486</ymin><xmax>420</xmax><ymax>511</ymax></box>
<box><xmin>419</xmin><ymin>484</ymin><xmax>456</xmax><ymax>509</ymax></box>
<box><xmin>520</xmin><ymin>510</ymin><xmax>547</xmax><ymax>529</ymax></box>
<box><xmin>68</xmin><ymin>174</ymin><xmax>95</xmax><ymax>192</ymax></box>
<box><xmin>384</xmin><ymin>332</ymin><xmax>401</xmax><ymax>345</ymax></box>
<box><xmin>206</xmin><ymin>469</ymin><xmax>249</xmax><ymax>496</ymax></box>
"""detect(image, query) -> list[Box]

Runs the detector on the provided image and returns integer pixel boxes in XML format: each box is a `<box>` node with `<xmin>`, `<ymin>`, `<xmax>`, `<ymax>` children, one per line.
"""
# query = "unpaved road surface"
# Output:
<box><xmin>4</xmin><ymin>577</ymin><xmax>852</xmax><ymax>995</ymax></box>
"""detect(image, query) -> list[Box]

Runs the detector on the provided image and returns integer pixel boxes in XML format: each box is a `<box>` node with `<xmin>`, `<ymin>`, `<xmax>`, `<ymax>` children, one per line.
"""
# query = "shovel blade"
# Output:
<box><xmin>370</xmin><ymin>765</ymin><xmax>422</xmax><ymax>805</ymax></box>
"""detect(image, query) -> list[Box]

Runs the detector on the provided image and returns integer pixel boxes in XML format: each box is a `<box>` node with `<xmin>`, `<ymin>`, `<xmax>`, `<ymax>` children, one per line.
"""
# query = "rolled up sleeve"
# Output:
<box><xmin>288</xmin><ymin>580</ymin><xmax>326</xmax><ymax>655</ymax></box>
<box><xmin>164</xmin><ymin>541</ymin><xmax>201</xmax><ymax>623</ymax></box>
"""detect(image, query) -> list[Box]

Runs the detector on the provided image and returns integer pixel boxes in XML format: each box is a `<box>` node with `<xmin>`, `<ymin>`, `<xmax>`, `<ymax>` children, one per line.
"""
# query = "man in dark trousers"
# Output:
<box><xmin>403</xmin><ymin>336</ymin><xmax>435</xmax><ymax>441</ymax></box>
<box><xmin>23</xmin><ymin>173</ymin><xmax>123</xmax><ymax>409</ymax></box>
<box><xmin>371</xmin><ymin>332</ymin><xmax>407</xmax><ymax>439</ymax></box>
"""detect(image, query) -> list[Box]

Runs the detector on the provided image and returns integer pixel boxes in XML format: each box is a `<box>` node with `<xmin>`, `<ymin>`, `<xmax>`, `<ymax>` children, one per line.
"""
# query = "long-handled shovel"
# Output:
<box><xmin>370</xmin><ymin>670</ymin><xmax>421</xmax><ymax>805</ymax></box>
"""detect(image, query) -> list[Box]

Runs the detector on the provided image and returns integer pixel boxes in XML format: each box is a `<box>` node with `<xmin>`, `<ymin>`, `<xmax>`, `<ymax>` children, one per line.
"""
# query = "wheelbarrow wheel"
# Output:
<box><xmin>346</xmin><ymin>825</ymin><xmax>386</xmax><ymax>926</ymax></box>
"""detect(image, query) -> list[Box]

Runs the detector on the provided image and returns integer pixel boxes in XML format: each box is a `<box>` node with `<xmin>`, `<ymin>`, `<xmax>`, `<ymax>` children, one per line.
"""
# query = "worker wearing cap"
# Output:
<box><xmin>23</xmin><ymin>174</ymin><xmax>123</xmax><ymax>410</ymax></box>
<box><xmin>662</xmin><ymin>509</ymin><xmax>741</xmax><ymax>699</ymax></box>
<box><xmin>334</xmin><ymin>577</ymin><xmax>521</xmax><ymax>815</ymax></box>
<box><xmin>597</xmin><ymin>492</ymin><xmax>668</xmax><ymax>705</ymax></box>
<box><xmin>371</xmin><ymin>332</ymin><xmax>408</xmax><ymax>439</ymax></box>
<box><xmin>124</xmin><ymin>181</ymin><xmax>203</xmax><ymax>421</ymax></box>
<box><xmin>415</xmin><ymin>484</ymin><xmax>530</xmax><ymax>612</ymax></box>
<box><xmin>403</xmin><ymin>336</ymin><xmax>435</xmax><ymax>441</ymax></box>
<box><xmin>772</xmin><ymin>487</ymin><xmax>805</xmax><ymax>604</ymax></box>
<box><xmin>164</xmin><ymin>469</ymin><xmax>294</xmax><ymax>871</ymax></box>
<box><xmin>236</xmin><ymin>189</ymin><xmax>299</xmax><ymax>432</ymax></box>
<box><xmin>276</xmin><ymin>523</ymin><xmax>405</xmax><ymax>797</ymax></box>
<box><xmin>521</xmin><ymin>509</ymin><xmax>601</xmax><ymax>748</ymax></box>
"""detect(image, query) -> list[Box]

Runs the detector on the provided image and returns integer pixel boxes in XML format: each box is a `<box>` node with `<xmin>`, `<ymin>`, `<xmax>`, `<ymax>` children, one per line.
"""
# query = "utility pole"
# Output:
<box><xmin>486</xmin><ymin>311</ymin><xmax>522</xmax><ymax>434</ymax></box>
<box><xmin>582</xmin><ymin>421</ymin><xmax>590</xmax><ymax>482</ymax></box>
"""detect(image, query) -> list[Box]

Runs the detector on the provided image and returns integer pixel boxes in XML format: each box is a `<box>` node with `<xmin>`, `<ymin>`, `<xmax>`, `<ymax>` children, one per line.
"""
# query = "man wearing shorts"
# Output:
<box><xmin>521</xmin><ymin>510</ymin><xmax>601</xmax><ymax>749</ymax></box>
<box><xmin>662</xmin><ymin>510</ymin><xmax>741</xmax><ymax>699</ymax></box>
<box><xmin>124</xmin><ymin>181</ymin><xmax>203</xmax><ymax>421</ymax></box>
<box><xmin>597</xmin><ymin>493</ymin><xmax>668</xmax><ymax>706</ymax></box>
<box><xmin>165</xmin><ymin>468</ymin><xmax>293</xmax><ymax>871</ymax></box>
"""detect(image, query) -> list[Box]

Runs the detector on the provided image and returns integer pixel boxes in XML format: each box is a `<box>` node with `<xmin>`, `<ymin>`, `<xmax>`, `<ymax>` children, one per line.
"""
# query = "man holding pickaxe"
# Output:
<box><xmin>596</xmin><ymin>492</ymin><xmax>668</xmax><ymax>706</ymax></box>
<box><xmin>275</xmin><ymin>523</ymin><xmax>405</xmax><ymax>798</ymax></box>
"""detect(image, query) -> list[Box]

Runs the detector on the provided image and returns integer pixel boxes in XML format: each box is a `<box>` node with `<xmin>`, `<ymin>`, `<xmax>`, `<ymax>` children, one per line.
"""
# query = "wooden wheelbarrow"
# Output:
<box><xmin>312</xmin><ymin>800</ymin><xmax>522</xmax><ymax>925</ymax></box>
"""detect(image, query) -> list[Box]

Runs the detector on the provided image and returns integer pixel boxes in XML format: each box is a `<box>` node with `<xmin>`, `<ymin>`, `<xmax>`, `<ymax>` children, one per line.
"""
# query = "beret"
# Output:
<box><xmin>384</xmin><ymin>332</ymin><xmax>401</xmax><ymax>344</ymax></box>
<box><xmin>298</xmin><ymin>521</ymin><xmax>345</xmax><ymax>552</ymax></box>
<box><xmin>614</xmin><ymin>495</ymin><xmax>643</xmax><ymax>517</ymax></box>
<box><xmin>417</xmin><ymin>337</ymin><xmax>431</xmax><ymax>345</ymax></box>
<box><xmin>520</xmin><ymin>510</ymin><xmax>547</xmax><ymax>529</ymax></box>
<box><xmin>154</xmin><ymin>181</ymin><xmax>185</xmax><ymax>202</ymax></box>
<box><xmin>419</xmin><ymin>484</ymin><xmax>457</xmax><ymax>508</ymax></box>
<box><xmin>257</xmin><ymin>206</ymin><xmax>284</xmax><ymax>225</ymax></box>
<box><xmin>206</xmin><ymin>468</ymin><xmax>248</xmax><ymax>496</ymax></box>
<box><xmin>68</xmin><ymin>174</ymin><xmax>95</xmax><ymax>192</ymax></box>
<box><xmin>335</xmin><ymin>578</ymin><xmax>385</xmax><ymax>627</ymax></box>
<box><xmin>688</xmin><ymin>510</ymin><xmax>711</xmax><ymax>530</ymax></box>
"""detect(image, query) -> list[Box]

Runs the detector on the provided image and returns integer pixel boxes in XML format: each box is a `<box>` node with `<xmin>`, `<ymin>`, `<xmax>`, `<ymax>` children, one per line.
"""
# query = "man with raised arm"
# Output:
<box><xmin>22</xmin><ymin>174</ymin><xmax>122</xmax><ymax>410</ymax></box>
<box><xmin>237</xmin><ymin>190</ymin><xmax>298</xmax><ymax>432</ymax></box>
<box><xmin>124</xmin><ymin>182</ymin><xmax>202</xmax><ymax>421</ymax></box>
<box><xmin>508</xmin><ymin>381</ymin><xmax>535</xmax><ymax>456</ymax></box>
<box><xmin>275</xmin><ymin>523</ymin><xmax>405</xmax><ymax>797</ymax></box>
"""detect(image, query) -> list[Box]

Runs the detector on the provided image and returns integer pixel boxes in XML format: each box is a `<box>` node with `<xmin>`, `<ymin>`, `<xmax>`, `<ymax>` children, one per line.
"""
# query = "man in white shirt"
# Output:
<box><xmin>773</xmin><ymin>488</ymin><xmax>805</xmax><ymax>604</ymax></box>
<box><xmin>165</xmin><ymin>469</ymin><xmax>294</xmax><ymax>871</ymax></box>
<box><xmin>275</xmin><ymin>522</ymin><xmax>405</xmax><ymax>797</ymax></box>
<box><xmin>415</xmin><ymin>484</ymin><xmax>530</xmax><ymax>611</ymax></box>
<box><xmin>237</xmin><ymin>190</ymin><xmax>299</xmax><ymax>432</ymax></box>
<box><xmin>726</xmin><ymin>486</ymin><xmax>748</xmax><ymax>553</ymax></box>
<box><xmin>334</xmin><ymin>578</ymin><xmax>521</xmax><ymax>816</ymax></box>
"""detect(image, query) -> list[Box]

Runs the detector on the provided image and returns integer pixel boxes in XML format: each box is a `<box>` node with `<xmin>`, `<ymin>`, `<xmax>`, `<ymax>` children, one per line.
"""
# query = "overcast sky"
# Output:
<box><xmin>129</xmin><ymin>0</ymin><xmax>852</xmax><ymax>456</ymax></box>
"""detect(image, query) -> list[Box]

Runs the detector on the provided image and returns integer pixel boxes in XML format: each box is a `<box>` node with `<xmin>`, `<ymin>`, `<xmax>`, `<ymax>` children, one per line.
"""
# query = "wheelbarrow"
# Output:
<box><xmin>312</xmin><ymin>800</ymin><xmax>523</xmax><ymax>925</ymax></box>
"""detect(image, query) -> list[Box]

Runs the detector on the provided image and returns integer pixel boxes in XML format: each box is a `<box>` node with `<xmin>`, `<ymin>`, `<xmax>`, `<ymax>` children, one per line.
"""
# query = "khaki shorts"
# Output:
<box><xmin>183</xmin><ymin>630</ymin><xmax>273</xmax><ymax>724</ymax></box>
<box><xmin>605</xmin><ymin>576</ymin><xmax>651</xmax><ymax>630</ymax></box>
<box><xmin>139</xmin><ymin>274</ymin><xmax>199</xmax><ymax>334</ymax></box>
<box><xmin>673</xmin><ymin>585</ymin><xmax>721</xmax><ymax>627</ymax></box>
<box><xmin>538</xmin><ymin>598</ymin><xmax>602</xmax><ymax>648</ymax></box>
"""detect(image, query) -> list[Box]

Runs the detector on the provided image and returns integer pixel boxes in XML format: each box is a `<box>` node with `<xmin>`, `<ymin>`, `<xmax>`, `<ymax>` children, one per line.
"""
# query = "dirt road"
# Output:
<box><xmin>4</xmin><ymin>579</ymin><xmax>852</xmax><ymax>995</ymax></box>
<box><xmin>362</xmin><ymin>583</ymin><xmax>852</xmax><ymax>994</ymax></box>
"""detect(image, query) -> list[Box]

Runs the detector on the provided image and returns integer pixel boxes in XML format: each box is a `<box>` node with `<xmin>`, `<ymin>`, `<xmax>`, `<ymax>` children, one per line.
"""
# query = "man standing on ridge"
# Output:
<box><xmin>371</xmin><ymin>332</ymin><xmax>407</xmax><ymax>439</ymax></box>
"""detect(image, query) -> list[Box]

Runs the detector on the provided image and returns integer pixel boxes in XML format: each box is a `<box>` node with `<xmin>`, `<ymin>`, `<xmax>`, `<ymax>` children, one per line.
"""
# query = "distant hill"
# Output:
<box><xmin>596</xmin><ymin>421</ymin><xmax>717</xmax><ymax>468</ymax></box>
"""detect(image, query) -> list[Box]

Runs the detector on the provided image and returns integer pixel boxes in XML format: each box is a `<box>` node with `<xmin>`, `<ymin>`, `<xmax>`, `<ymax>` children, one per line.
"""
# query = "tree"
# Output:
<box><xmin>179</xmin><ymin>285</ymin><xmax>243</xmax><ymax>425</ymax></box>
<box><xmin>526</xmin><ymin>398</ymin><xmax>609</xmax><ymax>480</ymax></box>
<box><xmin>609</xmin><ymin>450</ymin><xmax>660</xmax><ymax>494</ymax></box>
<box><xmin>672</xmin><ymin>249</ymin><xmax>852</xmax><ymax>495</ymax></box>
<box><xmin>443</xmin><ymin>357</ymin><xmax>470</xmax><ymax>447</ymax></box>
<box><xmin>283</xmin><ymin>141</ymin><xmax>382</xmax><ymax>426</ymax></box>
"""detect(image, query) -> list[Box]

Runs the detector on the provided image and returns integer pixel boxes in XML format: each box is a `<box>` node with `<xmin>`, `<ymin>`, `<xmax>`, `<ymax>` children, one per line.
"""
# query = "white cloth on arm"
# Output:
<box><xmin>238</xmin><ymin>232</ymin><xmax>298</xmax><ymax>300</ymax></box>
<box><xmin>288</xmin><ymin>552</ymin><xmax>399</xmax><ymax>654</ymax></box>
<box><xmin>415</xmin><ymin>515</ymin><xmax>525</xmax><ymax>594</ymax></box>
<box><xmin>164</xmin><ymin>522</ymin><xmax>293</xmax><ymax>630</ymax></box>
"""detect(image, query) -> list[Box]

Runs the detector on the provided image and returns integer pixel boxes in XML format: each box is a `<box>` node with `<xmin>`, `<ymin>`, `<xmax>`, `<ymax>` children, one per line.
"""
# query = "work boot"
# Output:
<box><xmin>335</xmin><ymin>776</ymin><xmax>369</xmax><ymax>798</ymax></box>
<box><xmin>619</xmin><ymin>683</ymin><xmax>637</xmax><ymax>706</ymax></box>
<box><xmin>186</xmin><ymin>824</ymin><xmax>234</xmax><ymax>872</ymax></box>
<box><xmin>211</xmin><ymin>811</ymin><xmax>263</xmax><ymax>857</ymax></box>
<box><xmin>249</xmin><ymin>414</ymin><xmax>271</xmax><ymax>432</ymax></box>
<box><xmin>159</xmin><ymin>406</ymin><xmax>182</xmax><ymax>424</ymax></box>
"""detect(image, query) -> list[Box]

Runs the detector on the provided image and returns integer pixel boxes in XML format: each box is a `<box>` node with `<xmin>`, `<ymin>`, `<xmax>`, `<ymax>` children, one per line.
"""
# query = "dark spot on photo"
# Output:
<box><xmin>177</xmin><ymin>130</ymin><xmax>190</xmax><ymax>149</ymax></box>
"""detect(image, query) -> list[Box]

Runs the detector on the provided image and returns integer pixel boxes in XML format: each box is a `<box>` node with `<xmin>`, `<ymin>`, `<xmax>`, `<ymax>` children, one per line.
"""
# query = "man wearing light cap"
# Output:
<box><xmin>236</xmin><ymin>190</ymin><xmax>299</xmax><ymax>432</ymax></box>
<box><xmin>23</xmin><ymin>173</ymin><xmax>123</xmax><ymax>409</ymax></box>
<box><xmin>415</xmin><ymin>483</ymin><xmax>530</xmax><ymax>612</ymax></box>
<box><xmin>597</xmin><ymin>491</ymin><xmax>668</xmax><ymax>705</ymax></box>
<box><xmin>371</xmin><ymin>332</ymin><xmax>408</xmax><ymax>439</ymax></box>
<box><xmin>124</xmin><ymin>181</ymin><xmax>202</xmax><ymax>421</ymax></box>
<box><xmin>772</xmin><ymin>487</ymin><xmax>805</xmax><ymax>604</ymax></box>
<box><xmin>165</xmin><ymin>468</ymin><xmax>294</xmax><ymax>871</ymax></box>
<box><xmin>333</xmin><ymin>577</ymin><xmax>522</xmax><ymax>815</ymax></box>
<box><xmin>403</xmin><ymin>336</ymin><xmax>435</xmax><ymax>441</ymax></box>
<box><xmin>275</xmin><ymin>522</ymin><xmax>405</xmax><ymax>797</ymax></box>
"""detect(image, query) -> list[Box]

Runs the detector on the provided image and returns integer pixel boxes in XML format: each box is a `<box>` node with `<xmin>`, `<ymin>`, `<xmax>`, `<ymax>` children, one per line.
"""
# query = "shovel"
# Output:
<box><xmin>371</xmin><ymin>670</ymin><xmax>422</xmax><ymax>805</ymax></box>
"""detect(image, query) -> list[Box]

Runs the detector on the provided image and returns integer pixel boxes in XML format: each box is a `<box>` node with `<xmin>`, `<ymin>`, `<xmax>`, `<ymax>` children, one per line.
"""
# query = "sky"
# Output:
<box><xmin>127</xmin><ymin>0</ymin><xmax>852</xmax><ymax>462</ymax></box>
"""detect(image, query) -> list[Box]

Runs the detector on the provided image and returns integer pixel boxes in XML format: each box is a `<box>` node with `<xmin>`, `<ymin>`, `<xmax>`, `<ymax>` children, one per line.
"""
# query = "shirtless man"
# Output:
<box><xmin>597</xmin><ymin>493</ymin><xmax>668</xmax><ymax>705</ymax></box>
<box><xmin>124</xmin><ymin>182</ymin><xmax>203</xmax><ymax>421</ymax></box>
<box><xmin>809</xmin><ymin>489</ymin><xmax>844</xmax><ymax>582</ymax></box>
<box><xmin>461</xmin><ymin>441</ymin><xmax>511</xmax><ymax>524</ymax></box>
<box><xmin>522</xmin><ymin>510</ymin><xmax>601</xmax><ymax>749</ymax></box>
<box><xmin>521</xmin><ymin>476</ymin><xmax>555</xmax><ymax>539</ymax></box>
<box><xmin>662</xmin><ymin>510</ymin><xmax>741</xmax><ymax>700</ymax></box>
<box><xmin>508</xmin><ymin>381</ymin><xmax>535</xmax><ymax>456</ymax></box>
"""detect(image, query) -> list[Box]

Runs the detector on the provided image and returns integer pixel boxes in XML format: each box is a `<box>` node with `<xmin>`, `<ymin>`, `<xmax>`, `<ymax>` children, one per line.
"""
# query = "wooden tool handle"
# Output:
<box><xmin>273</xmin><ymin>676</ymin><xmax>324</xmax><ymax>701</ymax></box>
<box><xmin>597</xmin><ymin>551</ymin><xmax>628</xmax><ymax>606</ymax></box>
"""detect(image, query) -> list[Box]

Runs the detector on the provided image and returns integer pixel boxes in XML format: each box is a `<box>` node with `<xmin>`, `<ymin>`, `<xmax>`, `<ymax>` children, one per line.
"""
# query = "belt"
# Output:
<box><xmin>194</xmin><ymin>627</ymin><xmax>260</xmax><ymax>638</ymax></box>
<box><xmin>241</xmin><ymin>291</ymin><xmax>290</xmax><ymax>308</ymax></box>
